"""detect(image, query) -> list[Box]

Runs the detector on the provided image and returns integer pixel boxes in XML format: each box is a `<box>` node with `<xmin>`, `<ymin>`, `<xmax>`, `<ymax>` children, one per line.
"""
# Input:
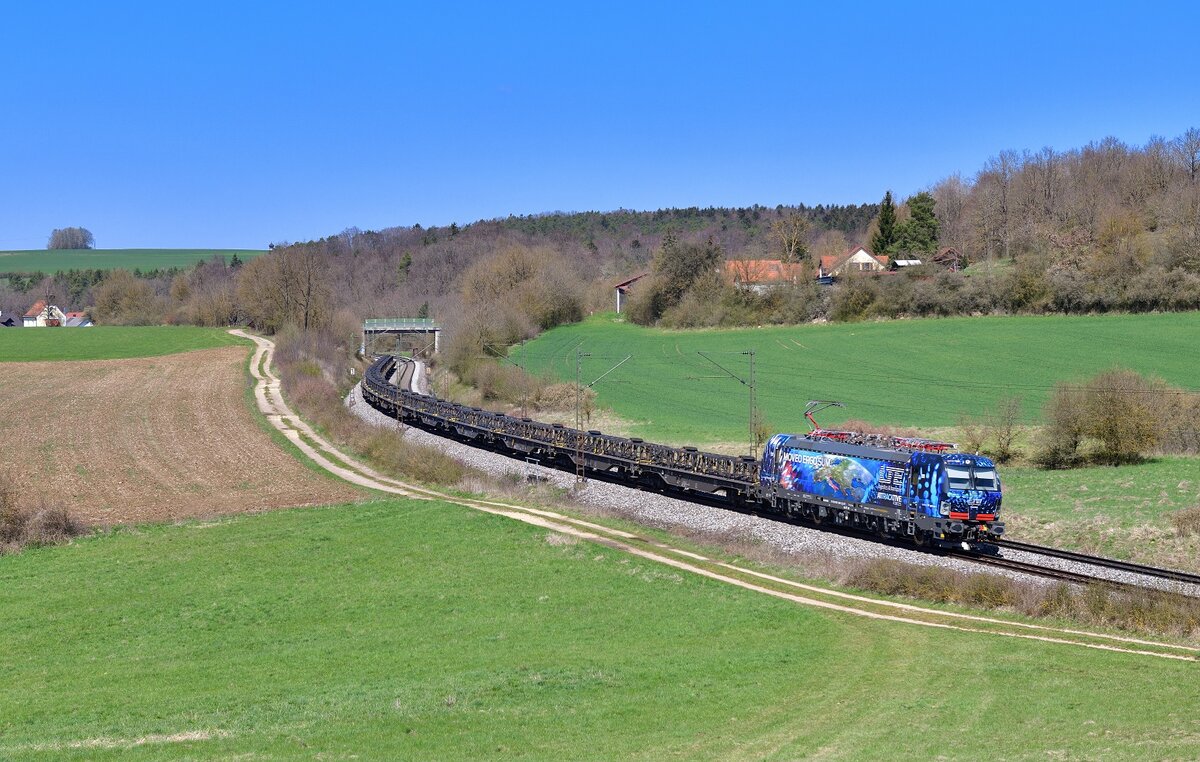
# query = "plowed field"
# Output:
<box><xmin>0</xmin><ymin>346</ymin><xmax>359</xmax><ymax>524</ymax></box>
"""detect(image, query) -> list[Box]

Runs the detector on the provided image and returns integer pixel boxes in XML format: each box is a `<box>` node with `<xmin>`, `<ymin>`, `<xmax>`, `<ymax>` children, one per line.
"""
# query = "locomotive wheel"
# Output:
<box><xmin>912</xmin><ymin>530</ymin><xmax>928</xmax><ymax>548</ymax></box>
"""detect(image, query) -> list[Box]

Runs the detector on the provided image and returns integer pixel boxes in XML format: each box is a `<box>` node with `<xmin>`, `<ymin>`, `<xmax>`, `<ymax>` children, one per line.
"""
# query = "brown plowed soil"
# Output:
<box><xmin>0</xmin><ymin>347</ymin><xmax>360</xmax><ymax>524</ymax></box>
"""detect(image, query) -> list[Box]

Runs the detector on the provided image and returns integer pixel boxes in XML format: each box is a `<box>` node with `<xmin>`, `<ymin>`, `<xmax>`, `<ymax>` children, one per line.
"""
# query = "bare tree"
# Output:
<box><xmin>975</xmin><ymin>151</ymin><xmax>1019</xmax><ymax>259</ymax></box>
<box><xmin>47</xmin><ymin>227</ymin><xmax>94</xmax><ymax>250</ymax></box>
<box><xmin>770</xmin><ymin>210</ymin><xmax>810</xmax><ymax>262</ymax></box>
<box><xmin>1173</xmin><ymin>127</ymin><xmax>1200</xmax><ymax>184</ymax></box>
<box><xmin>931</xmin><ymin>174</ymin><xmax>971</xmax><ymax>253</ymax></box>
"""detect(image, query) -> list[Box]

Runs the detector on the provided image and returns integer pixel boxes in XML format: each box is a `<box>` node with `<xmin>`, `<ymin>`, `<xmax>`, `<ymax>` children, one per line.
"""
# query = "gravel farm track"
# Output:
<box><xmin>0</xmin><ymin>345</ymin><xmax>358</xmax><ymax>524</ymax></box>
<box><xmin>219</xmin><ymin>330</ymin><xmax>1200</xmax><ymax>662</ymax></box>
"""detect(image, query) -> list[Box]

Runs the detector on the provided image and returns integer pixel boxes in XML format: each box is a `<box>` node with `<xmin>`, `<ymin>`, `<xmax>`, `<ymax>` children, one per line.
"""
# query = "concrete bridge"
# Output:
<box><xmin>361</xmin><ymin>317</ymin><xmax>441</xmax><ymax>356</ymax></box>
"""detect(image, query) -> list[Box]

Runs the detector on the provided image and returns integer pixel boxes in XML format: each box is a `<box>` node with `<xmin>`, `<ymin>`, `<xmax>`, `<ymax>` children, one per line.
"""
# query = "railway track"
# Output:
<box><xmin>948</xmin><ymin>549</ymin><xmax>1142</xmax><ymax>589</ymax></box>
<box><xmin>996</xmin><ymin>539</ymin><xmax>1200</xmax><ymax>587</ymax></box>
<box><xmin>376</xmin><ymin>356</ymin><xmax>1200</xmax><ymax>597</ymax></box>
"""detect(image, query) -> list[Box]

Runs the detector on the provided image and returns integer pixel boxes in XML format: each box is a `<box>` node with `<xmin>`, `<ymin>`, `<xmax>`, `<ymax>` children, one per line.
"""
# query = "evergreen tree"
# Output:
<box><xmin>870</xmin><ymin>191</ymin><xmax>896</xmax><ymax>254</ymax></box>
<box><xmin>893</xmin><ymin>192</ymin><xmax>940</xmax><ymax>256</ymax></box>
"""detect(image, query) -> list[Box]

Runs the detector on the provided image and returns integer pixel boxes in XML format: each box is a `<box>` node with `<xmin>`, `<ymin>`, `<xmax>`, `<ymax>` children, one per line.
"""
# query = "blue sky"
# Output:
<box><xmin>2</xmin><ymin>1</ymin><xmax>1198</xmax><ymax>249</ymax></box>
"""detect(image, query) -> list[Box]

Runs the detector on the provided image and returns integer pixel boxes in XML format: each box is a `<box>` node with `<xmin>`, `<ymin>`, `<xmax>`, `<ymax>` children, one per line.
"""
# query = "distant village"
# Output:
<box><xmin>0</xmin><ymin>300</ymin><xmax>93</xmax><ymax>328</ymax></box>
<box><xmin>613</xmin><ymin>244</ymin><xmax>964</xmax><ymax>312</ymax></box>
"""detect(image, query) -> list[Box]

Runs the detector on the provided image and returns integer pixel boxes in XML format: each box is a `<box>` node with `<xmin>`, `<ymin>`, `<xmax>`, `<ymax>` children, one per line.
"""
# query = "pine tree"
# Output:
<box><xmin>893</xmin><ymin>192</ymin><xmax>940</xmax><ymax>256</ymax></box>
<box><xmin>870</xmin><ymin>191</ymin><xmax>896</xmax><ymax>255</ymax></box>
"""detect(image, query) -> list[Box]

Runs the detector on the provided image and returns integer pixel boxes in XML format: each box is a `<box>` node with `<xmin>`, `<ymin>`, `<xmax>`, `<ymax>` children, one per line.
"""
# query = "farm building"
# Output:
<box><xmin>613</xmin><ymin>272</ymin><xmax>649</xmax><ymax>313</ymax></box>
<box><xmin>818</xmin><ymin>245</ymin><xmax>890</xmax><ymax>278</ymax></box>
<box><xmin>0</xmin><ymin>310</ymin><xmax>16</xmax><ymax>327</ymax></box>
<box><xmin>932</xmin><ymin>246</ymin><xmax>966</xmax><ymax>271</ymax></box>
<box><xmin>22</xmin><ymin>300</ymin><xmax>68</xmax><ymax>327</ymax></box>
<box><xmin>723</xmin><ymin>259</ymin><xmax>804</xmax><ymax>293</ymax></box>
<box><xmin>63</xmin><ymin>311</ymin><xmax>93</xmax><ymax>327</ymax></box>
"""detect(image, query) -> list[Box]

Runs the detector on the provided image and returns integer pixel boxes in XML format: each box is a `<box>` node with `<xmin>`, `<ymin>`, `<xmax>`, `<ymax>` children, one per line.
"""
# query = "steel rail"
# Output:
<box><xmin>997</xmin><ymin>539</ymin><xmax>1200</xmax><ymax>587</ymax></box>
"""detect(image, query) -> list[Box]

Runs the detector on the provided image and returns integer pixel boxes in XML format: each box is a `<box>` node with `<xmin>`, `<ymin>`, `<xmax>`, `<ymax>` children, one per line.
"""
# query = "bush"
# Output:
<box><xmin>828</xmin><ymin>275</ymin><xmax>879</xmax><ymax>322</ymax></box>
<box><xmin>1034</xmin><ymin>384</ymin><xmax>1089</xmax><ymax>467</ymax></box>
<box><xmin>0</xmin><ymin>478</ymin><xmax>88</xmax><ymax>554</ymax></box>
<box><xmin>1035</xmin><ymin>369</ymin><xmax>1164</xmax><ymax>467</ymax></box>
<box><xmin>91</xmin><ymin>269</ymin><xmax>167</xmax><ymax>325</ymax></box>
<box><xmin>1170</xmin><ymin>505</ymin><xmax>1200</xmax><ymax>537</ymax></box>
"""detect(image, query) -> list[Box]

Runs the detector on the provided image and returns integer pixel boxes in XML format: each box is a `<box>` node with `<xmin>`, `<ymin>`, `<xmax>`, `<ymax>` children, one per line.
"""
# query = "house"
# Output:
<box><xmin>613</xmin><ymin>272</ymin><xmax>649</xmax><ymax>313</ymax></box>
<box><xmin>817</xmin><ymin>245</ymin><xmax>891</xmax><ymax>278</ymax></box>
<box><xmin>723</xmin><ymin>259</ymin><xmax>805</xmax><ymax>293</ymax></box>
<box><xmin>931</xmin><ymin>246</ymin><xmax>966</xmax><ymax>272</ymax></box>
<box><xmin>22</xmin><ymin>300</ymin><xmax>68</xmax><ymax>327</ymax></box>
<box><xmin>64</xmin><ymin>311</ymin><xmax>93</xmax><ymax>328</ymax></box>
<box><xmin>0</xmin><ymin>310</ymin><xmax>16</xmax><ymax>328</ymax></box>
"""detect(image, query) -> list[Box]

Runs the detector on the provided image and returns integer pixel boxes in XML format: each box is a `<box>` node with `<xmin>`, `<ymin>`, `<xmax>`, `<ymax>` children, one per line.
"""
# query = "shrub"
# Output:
<box><xmin>828</xmin><ymin>275</ymin><xmax>878</xmax><ymax>322</ymax></box>
<box><xmin>1084</xmin><ymin>369</ymin><xmax>1164</xmax><ymax>464</ymax></box>
<box><xmin>0</xmin><ymin>478</ymin><xmax>89</xmax><ymax>554</ymax></box>
<box><xmin>91</xmin><ymin>269</ymin><xmax>167</xmax><ymax>325</ymax></box>
<box><xmin>1034</xmin><ymin>370</ymin><xmax>1166</xmax><ymax>468</ymax></box>
<box><xmin>1170</xmin><ymin>505</ymin><xmax>1200</xmax><ymax>537</ymax></box>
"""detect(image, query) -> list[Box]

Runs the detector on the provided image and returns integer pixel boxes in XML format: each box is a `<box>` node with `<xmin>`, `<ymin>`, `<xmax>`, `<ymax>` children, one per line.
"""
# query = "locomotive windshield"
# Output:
<box><xmin>945</xmin><ymin>465</ymin><xmax>999</xmax><ymax>491</ymax></box>
<box><xmin>973</xmin><ymin>468</ymin><xmax>998</xmax><ymax>490</ymax></box>
<box><xmin>946</xmin><ymin>466</ymin><xmax>971</xmax><ymax>491</ymax></box>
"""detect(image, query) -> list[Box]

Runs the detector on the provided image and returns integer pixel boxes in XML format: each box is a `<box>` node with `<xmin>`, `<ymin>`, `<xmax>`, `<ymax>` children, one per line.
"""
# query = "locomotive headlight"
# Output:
<box><xmin>939</xmin><ymin>504</ymin><xmax>949</xmax><ymax>517</ymax></box>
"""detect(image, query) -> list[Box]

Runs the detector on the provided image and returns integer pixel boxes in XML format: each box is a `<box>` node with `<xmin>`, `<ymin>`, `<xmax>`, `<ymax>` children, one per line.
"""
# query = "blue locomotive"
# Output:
<box><xmin>759</xmin><ymin>430</ymin><xmax>1004</xmax><ymax>548</ymax></box>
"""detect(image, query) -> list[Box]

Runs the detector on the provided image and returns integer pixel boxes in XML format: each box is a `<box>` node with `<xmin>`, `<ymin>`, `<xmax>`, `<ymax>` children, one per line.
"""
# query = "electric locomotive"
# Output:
<box><xmin>758</xmin><ymin>430</ymin><xmax>1003</xmax><ymax>548</ymax></box>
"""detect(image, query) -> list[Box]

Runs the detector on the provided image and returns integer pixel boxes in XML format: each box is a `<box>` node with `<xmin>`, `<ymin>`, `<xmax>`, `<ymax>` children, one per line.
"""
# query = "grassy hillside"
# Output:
<box><xmin>1</xmin><ymin>498</ymin><xmax>1196</xmax><ymax>759</ymax></box>
<box><xmin>514</xmin><ymin>312</ymin><xmax>1200</xmax><ymax>443</ymax></box>
<box><xmin>0</xmin><ymin>326</ymin><xmax>246</xmax><ymax>361</ymax></box>
<box><xmin>0</xmin><ymin>248</ymin><xmax>264</xmax><ymax>273</ymax></box>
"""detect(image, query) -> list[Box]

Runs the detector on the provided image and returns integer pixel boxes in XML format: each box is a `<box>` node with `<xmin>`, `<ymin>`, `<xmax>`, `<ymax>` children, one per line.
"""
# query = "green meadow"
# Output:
<box><xmin>515</xmin><ymin>313</ymin><xmax>1200</xmax><ymax>561</ymax></box>
<box><xmin>0</xmin><ymin>326</ymin><xmax>246</xmax><ymax>361</ymax></box>
<box><xmin>0</xmin><ymin>248</ymin><xmax>264</xmax><ymax>274</ymax></box>
<box><xmin>514</xmin><ymin>312</ymin><xmax>1200</xmax><ymax>444</ymax></box>
<box><xmin>1</xmin><ymin>499</ymin><xmax>1196</xmax><ymax>759</ymax></box>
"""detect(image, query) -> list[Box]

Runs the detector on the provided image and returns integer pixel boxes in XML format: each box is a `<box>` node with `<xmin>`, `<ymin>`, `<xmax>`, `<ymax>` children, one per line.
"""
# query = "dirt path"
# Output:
<box><xmin>0</xmin><ymin>346</ymin><xmax>358</xmax><ymax>524</ymax></box>
<box><xmin>234</xmin><ymin>330</ymin><xmax>1199</xmax><ymax>662</ymax></box>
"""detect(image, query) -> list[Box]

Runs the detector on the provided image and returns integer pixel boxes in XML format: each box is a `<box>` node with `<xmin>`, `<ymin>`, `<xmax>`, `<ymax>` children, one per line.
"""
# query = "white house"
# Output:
<box><xmin>22</xmin><ymin>300</ymin><xmax>68</xmax><ymax>327</ymax></box>
<box><xmin>818</xmin><ymin>245</ymin><xmax>891</xmax><ymax>278</ymax></box>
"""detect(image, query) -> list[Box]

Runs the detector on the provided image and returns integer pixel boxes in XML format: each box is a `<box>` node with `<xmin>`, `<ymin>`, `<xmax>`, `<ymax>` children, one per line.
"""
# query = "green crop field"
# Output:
<box><xmin>1</xmin><ymin>498</ymin><xmax>1196</xmax><ymax>759</ymax></box>
<box><xmin>0</xmin><ymin>326</ymin><xmax>247</xmax><ymax>361</ymax></box>
<box><xmin>0</xmin><ymin>248</ymin><xmax>264</xmax><ymax>274</ymax></box>
<box><xmin>513</xmin><ymin>312</ymin><xmax>1200</xmax><ymax>444</ymax></box>
<box><xmin>514</xmin><ymin>313</ymin><xmax>1200</xmax><ymax>563</ymax></box>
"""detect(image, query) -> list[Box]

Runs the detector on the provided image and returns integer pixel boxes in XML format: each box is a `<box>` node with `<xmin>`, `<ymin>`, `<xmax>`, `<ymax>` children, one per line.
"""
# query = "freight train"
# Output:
<box><xmin>361</xmin><ymin>355</ymin><xmax>1004</xmax><ymax>548</ymax></box>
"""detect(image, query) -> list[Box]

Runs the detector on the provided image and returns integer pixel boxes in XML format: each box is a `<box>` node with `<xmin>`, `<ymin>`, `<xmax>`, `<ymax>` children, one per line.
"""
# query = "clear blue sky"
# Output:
<box><xmin>2</xmin><ymin>1</ymin><xmax>1198</xmax><ymax>249</ymax></box>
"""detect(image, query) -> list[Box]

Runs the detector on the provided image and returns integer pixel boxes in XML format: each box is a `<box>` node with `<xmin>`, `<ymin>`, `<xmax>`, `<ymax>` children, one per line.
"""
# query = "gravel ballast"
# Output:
<box><xmin>345</xmin><ymin>373</ymin><xmax>1200</xmax><ymax>597</ymax></box>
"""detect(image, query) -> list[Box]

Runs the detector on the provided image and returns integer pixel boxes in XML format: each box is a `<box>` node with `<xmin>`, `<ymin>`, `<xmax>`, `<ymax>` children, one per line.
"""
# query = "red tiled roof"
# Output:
<box><xmin>724</xmin><ymin>259</ymin><xmax>803</xmax><ymax>284</ymax></box>
<box><xmin>65</xmin><ymin>311</ymin><xmax>86</xmax><ymax>319</ymax></box>
<box><xmin>24</xmin><ymin>300</ymin><xmax>46</xmax><ymax>318</ymax></box>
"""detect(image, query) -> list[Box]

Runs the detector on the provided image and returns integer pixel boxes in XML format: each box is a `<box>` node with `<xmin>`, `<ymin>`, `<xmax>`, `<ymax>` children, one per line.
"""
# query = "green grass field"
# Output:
<box><xmin>0</xmin><ymin>326</ymin><xmax>246</xmax><ymax>361</ymax></box>
<box><xmin>512</xmin><ymin>313</ymin><xmax>1200</xmax><ymax>564</ymax></box>
<box><xmin>513</xmin><ymin>312</ymin><xmax>1200</xmax><ymax>443</ymax></box>
<box><xmin>1</xmin><ymin>498</ymin><xmax>1196</xmax><ymax>759</ymax></box>
<box><xmin>0</xmin><ymin>248</ymin><xmax>264</xmax><ymax>273</ymax></box>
